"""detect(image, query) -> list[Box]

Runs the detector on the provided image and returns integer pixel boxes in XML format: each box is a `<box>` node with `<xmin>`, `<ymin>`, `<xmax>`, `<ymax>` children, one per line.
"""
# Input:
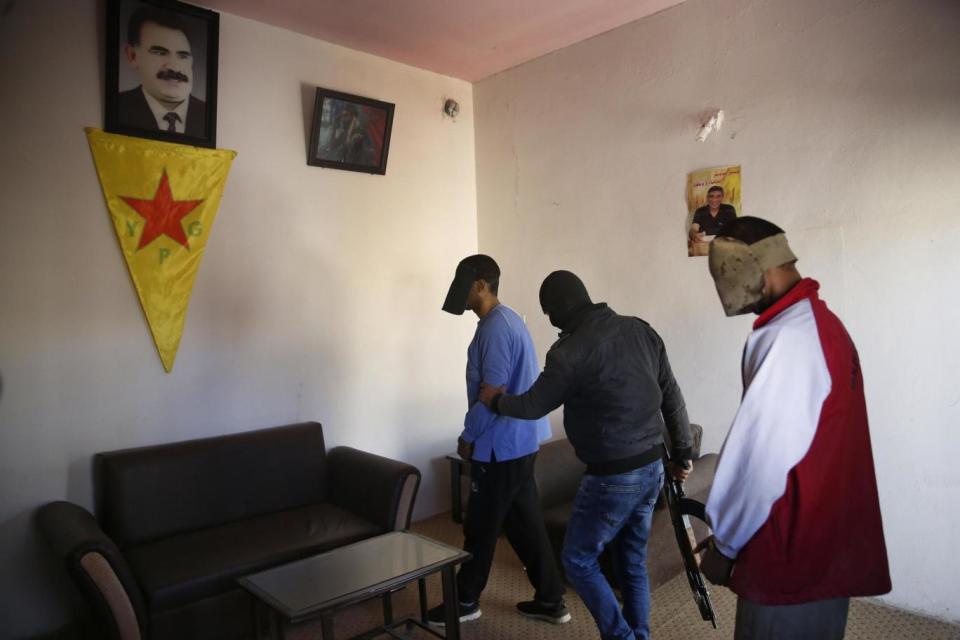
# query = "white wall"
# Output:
<box><xmin>0</xmin><ymin>1</ymin><xmax>477</xmax><ymax>636</ymax></box>
<box><xmin>474</xmin><ymin>0</ymin><xmax>960</xmax><ymax>623</ymax></box>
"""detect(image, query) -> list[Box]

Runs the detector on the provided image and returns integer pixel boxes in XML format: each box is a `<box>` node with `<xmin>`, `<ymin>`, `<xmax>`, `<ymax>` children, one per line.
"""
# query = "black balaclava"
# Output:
<box><xmin>539</xmin><ymin>270</ymin><xmax>593</xmax><ymax>330</ymax></box>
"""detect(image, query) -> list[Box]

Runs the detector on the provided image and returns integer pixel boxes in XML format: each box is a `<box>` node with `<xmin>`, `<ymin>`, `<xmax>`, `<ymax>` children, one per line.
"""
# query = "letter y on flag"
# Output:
<box><xmin>86</xmin><ymin>128</ymin><xmax>237</xmax><ymax>372</ymax></box>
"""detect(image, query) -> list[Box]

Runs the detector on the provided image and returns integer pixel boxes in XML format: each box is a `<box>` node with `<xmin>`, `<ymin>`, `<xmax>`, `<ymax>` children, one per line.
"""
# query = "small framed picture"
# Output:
<box><xmin>105</xmin><ymin>0</ymin><xmax>219</xmax><ymax>148</ymax></box>
<box><xmin>308</xmin><ymin>88</ymin><xmax>395</xmax><ymax>175</ymax></box>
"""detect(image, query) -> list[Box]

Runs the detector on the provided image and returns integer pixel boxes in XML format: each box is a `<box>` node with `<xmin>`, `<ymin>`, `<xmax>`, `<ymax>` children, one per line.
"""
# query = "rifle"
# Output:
<box><xmin>662</xmin><ymin>451</ymin><xmax>718</xmax><ymax>628</ymax></box>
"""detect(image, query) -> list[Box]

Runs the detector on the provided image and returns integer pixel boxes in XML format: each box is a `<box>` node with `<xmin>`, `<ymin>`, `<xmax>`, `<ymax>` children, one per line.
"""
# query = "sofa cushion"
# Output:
<box><xmin>125</xmin><ymin>503</ymin><xmax>381</xmax><ymax>612</ymax></box>
<box><xmin>680</xmin><ymin>453</ymin><xmax>717</xmax><ymax>502</ymax></box>
<box><xmin>97</xmin><ymin>423</ymin><xmax>329</xmax><ymax>548</ymax></box>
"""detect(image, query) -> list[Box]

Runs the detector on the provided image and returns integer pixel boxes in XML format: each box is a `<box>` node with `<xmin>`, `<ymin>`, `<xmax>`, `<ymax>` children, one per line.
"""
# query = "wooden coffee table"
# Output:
<box><xmin>238</xmin><ymin>531</ymin><xmax>470</xmax><ymax>639</ymax></box>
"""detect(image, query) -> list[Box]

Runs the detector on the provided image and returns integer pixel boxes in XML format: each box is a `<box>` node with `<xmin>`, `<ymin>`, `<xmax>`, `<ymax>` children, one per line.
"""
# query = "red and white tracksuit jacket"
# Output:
<box><xmin>706</xmin><ymin>278</ymin><xmax>891</xmax><ymax>605</ymax></box>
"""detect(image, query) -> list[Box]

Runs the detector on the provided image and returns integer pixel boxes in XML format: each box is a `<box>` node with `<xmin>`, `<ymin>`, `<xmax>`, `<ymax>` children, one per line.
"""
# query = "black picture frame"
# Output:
<box><xmin>105</xmin><ymin>0</ymin><xmax>219</xmax><ymax>148</ymax></box>
<box><xmin>308</xmin><ymin>88</ymin><xmax>395</xmax><ymax>175</ymax></box>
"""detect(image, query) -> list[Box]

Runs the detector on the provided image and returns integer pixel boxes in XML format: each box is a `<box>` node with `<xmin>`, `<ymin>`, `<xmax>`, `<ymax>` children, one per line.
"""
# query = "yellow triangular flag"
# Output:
<box><xmin>86</xmin><ymin>128</ymin><xmax>237</xmax><ymax>372</ymax></box>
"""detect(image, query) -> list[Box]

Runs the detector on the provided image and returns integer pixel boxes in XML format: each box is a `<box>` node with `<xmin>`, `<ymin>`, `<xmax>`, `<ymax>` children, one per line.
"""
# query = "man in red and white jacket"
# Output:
<box><xmin>699</xmin><ymin>217</ymin><xmax>891</xmax><ymax>639</ymax></box>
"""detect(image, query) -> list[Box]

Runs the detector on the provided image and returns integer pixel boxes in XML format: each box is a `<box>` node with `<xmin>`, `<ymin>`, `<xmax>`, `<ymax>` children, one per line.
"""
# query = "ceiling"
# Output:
<box><xmin>199</xmin><ymin>0</ymin><xmax>687</xmax><ymax>82</ymax></box>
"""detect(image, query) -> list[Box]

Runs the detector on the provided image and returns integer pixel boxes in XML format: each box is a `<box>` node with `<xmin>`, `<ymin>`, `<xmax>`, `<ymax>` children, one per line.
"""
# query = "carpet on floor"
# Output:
<box><xmin>281</xmin><ymin>512</ymin><xmax>960</xmax><ymax>639</ymax></box>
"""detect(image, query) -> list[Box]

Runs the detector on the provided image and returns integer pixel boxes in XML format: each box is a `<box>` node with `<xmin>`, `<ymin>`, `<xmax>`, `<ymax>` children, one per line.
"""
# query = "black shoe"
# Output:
<box><xmin>516</xmin><ymin>599</ymin><xmax>571</xmax><ymax>624</ymax></box>
<box><xmin>427</xmin><ymin>600</ymin><xmax>482</xmax><ymax>626</ymax></box>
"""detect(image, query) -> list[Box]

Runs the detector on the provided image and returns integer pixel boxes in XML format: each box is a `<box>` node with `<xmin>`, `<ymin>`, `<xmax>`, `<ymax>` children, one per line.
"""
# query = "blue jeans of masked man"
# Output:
<box><xmin>562</xmin><ymin>460</ymin><xmax>664</xmax><ymax>640</ymax></box>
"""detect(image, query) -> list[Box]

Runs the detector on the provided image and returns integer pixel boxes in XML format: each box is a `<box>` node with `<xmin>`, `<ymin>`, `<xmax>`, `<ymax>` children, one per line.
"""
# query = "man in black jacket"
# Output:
<box><xmin>479</xmin><ymin>270</ymin><xmax>692</xmax><ymax>640</ymax></box>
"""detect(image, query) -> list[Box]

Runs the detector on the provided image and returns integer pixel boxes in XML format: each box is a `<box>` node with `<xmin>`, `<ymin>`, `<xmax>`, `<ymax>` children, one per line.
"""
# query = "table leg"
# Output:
<box><xmin>268</xmin><ymin>608</ymin><xmax>284</xmax><ymax>640</ymax></box>
<box><xmin>418</xmin><ymin>578</ymin><xmax>428</xmax><ymax>622</ymax></box>
<box><xmin>382</xmin><ymin>591</ymin><xmax>394</xmax><ymax>625</ymax></box>
<box><xmin>321</xmin><ymin>613</ymin><xmax>334</xmax><ymax>640</ymax></box>
<box><xmin>449</xmin><ymin>459</ymin><xmax>463</xmax><ymax>523</ymax></box>
<box><xmin>252</xmin><ymin>599</ymin><xmax>264</xmax><ymax>640</ymax></box>
<box><xmin>440</xmin><ymin>565</ymin><xmax>461</xmax><ymax>640</ymax></box>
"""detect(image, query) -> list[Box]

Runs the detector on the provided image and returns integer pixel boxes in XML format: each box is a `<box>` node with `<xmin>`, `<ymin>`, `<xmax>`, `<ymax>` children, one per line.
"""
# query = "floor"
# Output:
<box><xmin>284</xmin><ymin>512</ymin><xmax>960</xmax><ymax>639</ymax></box>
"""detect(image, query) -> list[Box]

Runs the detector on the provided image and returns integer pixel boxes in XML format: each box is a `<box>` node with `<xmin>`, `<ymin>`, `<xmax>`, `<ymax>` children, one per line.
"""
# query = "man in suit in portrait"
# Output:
<box><xmin>119</xmin><ymin>6</ymin><xmax>206</xmax><ymax>137</ymax></box>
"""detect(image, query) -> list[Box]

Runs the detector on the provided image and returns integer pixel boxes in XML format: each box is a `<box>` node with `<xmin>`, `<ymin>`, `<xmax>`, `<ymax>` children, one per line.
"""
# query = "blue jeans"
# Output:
<box><xmin>562</xmin><ymin>460</ymin><xmax>664</xmax><ymax>640</ymax></box>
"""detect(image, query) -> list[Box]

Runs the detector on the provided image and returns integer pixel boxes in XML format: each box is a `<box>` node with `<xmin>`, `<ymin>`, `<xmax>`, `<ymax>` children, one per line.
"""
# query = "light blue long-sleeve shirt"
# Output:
<box><xmin>461</xmin><ymin>304</ymin><xmax>551</xmax><ymax>462</ymax></box>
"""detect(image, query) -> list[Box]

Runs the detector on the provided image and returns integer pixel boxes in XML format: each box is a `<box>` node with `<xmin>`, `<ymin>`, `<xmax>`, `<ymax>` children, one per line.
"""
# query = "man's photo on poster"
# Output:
<box><xmin>105</xmin><ymin>0</ymin><xmax>219</xmax><ymax>148</ymax></box>
<box><xmin>686</xmin><ymin>165</ymin><xmax>742</xmax><ymax>257</ymax></box>
<box><xmin>308</xmin><ymin>87</ymin><xmax>395</xmax><ymax>175</ymax></box>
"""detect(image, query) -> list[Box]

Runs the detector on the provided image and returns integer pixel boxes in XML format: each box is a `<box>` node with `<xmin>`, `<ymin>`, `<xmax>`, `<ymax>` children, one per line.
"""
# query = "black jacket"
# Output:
<box><xmin>497</xmin><ymin>304</ymin><xmax>692</xmax><ymax>469</ymax></box>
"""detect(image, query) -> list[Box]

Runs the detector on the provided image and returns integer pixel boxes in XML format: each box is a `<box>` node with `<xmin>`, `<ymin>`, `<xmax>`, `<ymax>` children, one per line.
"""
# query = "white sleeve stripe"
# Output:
<box><xmin>705</xmin><ymin>300</ymin><xmax>831</xmax><ymax>557</ymax></box>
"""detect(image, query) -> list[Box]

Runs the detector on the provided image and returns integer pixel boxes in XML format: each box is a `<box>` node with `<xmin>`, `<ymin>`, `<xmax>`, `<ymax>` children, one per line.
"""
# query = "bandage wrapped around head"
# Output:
<box><xmin>708</xmin><ymin>233</ymin><xmax>797</xmax><ymax>316</ymax></box>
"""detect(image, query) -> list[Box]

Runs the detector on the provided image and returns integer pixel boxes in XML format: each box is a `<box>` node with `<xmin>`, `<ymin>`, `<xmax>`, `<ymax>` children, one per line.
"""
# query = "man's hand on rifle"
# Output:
<box><xmin>693</xmin><ymin>535</ymin><xmax>734</xmax><ymax>586</ymax></box>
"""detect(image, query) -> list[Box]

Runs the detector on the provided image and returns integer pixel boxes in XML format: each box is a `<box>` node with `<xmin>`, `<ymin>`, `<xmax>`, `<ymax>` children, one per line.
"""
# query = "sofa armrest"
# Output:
<box><xmin>689</xmin><ymin>423</ymin><xmax>704</xmax><ymax>460</ymax></box>
<box><xmin>327</xmin><ymin>447</ymin><xmax>421</xmax><ymax>531</ymax></box>
<box><xmin>681</xmin><ymin>452</ymin><xmax>717</xmax><ymax>499</ymax></box>
<box><xmin>37</xmin><ymin>501</ymin><xmax>147</xmax><ymax>640</ymax></box>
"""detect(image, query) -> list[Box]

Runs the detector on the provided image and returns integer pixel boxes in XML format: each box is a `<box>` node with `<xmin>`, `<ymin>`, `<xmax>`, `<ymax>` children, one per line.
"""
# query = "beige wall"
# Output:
<box><xmin>0</xmin><ymin>1</ymin><xmax>477</xmax><ymax>635</ymax></box>
<box><xmin>474</xmin><ymin>0</ymin><xmax>960</xmax><ymax>622</ymax></box>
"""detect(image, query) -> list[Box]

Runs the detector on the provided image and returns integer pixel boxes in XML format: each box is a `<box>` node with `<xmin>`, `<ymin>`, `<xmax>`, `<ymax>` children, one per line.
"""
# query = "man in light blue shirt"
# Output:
<box><xmin>460</xmin><ymin>294</ymin><xmax>552</xmax><ymax>463</ymax></box>
<box><xmin>429</xmin><ymin>255</ymin><xmax>569</xmax><ymax>627</ymax></box>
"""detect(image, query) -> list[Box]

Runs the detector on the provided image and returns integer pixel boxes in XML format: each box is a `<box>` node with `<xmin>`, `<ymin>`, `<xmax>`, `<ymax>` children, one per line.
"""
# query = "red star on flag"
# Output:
<box><xmin>121</xmin><ymin>170</ymin><xmax>204</xmax><ymax>250</ymax></box>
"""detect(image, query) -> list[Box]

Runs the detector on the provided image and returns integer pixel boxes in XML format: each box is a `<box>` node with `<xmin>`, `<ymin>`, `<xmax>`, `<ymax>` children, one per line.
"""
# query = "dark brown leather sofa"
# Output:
<box><xmin>37</xmin><ymin>422</ymin><xmax>421</xmax><ymax>640</ymax></box>
<box><xmin>533</xmin><ymin>424</ymin><xmax>718</xmax><ymax>589</ymax></box>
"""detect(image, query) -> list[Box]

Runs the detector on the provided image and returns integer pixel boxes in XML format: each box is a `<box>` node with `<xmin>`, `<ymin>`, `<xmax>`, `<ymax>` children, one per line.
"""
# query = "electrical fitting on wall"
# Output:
<box><xmin>443</xmin><ymin>98</ymin><xmax>460</xmax><ymax>119</ymax></box>
<box><xmin>696</xmin><ymin>109</ymin><xmax>724</xmax><ymax>142</ymax></box>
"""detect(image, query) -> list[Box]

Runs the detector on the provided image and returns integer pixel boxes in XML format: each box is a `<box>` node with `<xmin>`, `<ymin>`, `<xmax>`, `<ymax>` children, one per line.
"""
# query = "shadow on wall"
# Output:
<box><xmin>302</xmin><ymin>82</ymin><xmax>316</xmax><ymax>162</ymax></box>
<box><xmin>187</xmin><ymin>160</ymin><xmax>355</xmax><ymax>427</ymax></box>
<box><xmin>0</xmin><ymin>510</ymin><xmax>87</xmax><ymax>638</ymax></box>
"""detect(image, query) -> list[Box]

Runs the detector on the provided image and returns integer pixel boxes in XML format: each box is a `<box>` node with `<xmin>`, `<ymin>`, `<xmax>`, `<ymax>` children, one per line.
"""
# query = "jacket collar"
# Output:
<box><xmin>753</xmin><ymin>278</ymin><xmax>820</xmax><ymax>329</ymax></box>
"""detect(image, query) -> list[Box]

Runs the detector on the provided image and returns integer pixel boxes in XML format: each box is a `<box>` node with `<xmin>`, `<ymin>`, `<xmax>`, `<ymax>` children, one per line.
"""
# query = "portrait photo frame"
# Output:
<box><xmin>308</xmin><ymin>87</ymin><xmax>395</xmax><ymax>175</ymax></box>
<box><xmin>105</xmin><ymin>0</ymin><xmax>219</xmax><ymax>148</ymax></box>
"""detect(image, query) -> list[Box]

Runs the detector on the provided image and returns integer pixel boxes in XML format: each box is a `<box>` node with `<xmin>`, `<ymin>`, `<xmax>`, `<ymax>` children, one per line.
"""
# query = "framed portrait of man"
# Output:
<box><xmin>105</xmin><ymin>0</ymin><xmax>219</xmax><ymax>148</ymax></box>
<box><xmin>308</xmin><ymin>88</ymin><xmax>395</xmax><ymax>175</ymax></box>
